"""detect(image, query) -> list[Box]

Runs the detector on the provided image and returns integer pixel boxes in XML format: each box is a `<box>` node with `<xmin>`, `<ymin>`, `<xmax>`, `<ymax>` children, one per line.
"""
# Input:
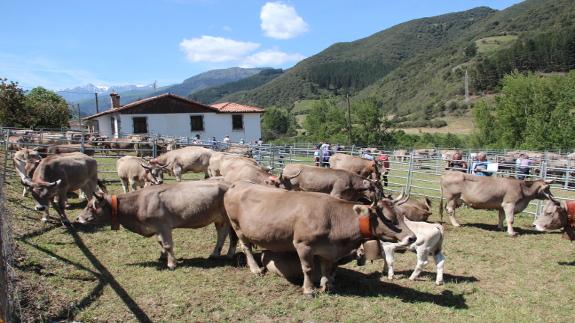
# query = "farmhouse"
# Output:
<box><xmin>84</xmin><ymin>93</ymin><xmax>264</xmax><ymax>142</ymax></box>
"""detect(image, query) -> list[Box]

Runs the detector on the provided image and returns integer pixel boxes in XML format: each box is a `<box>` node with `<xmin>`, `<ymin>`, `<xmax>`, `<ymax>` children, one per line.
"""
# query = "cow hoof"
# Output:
<box><xmin>208</xmin><ymin>253</ymin><xmax>220</xmax><ymax>259</ymax></box>
<box><xmin>303</xmin><ymin>291</ymin><xmax>316</xmax><ymax>299</ymax></box>
<box><xmin>41</xmin><ymin>217</ymin><xmax>48</xmax><ymax>223</ymax></box>
<box><xmin>167</xmin><ymin>263</ymin><xmax>177</xmax><ymax>270</ymax></box>
<box><xmin>436</xmin><ymin>281</ymin><xmax>444</xmax><ymax>286</ymax></box>
<box><xmin>509</xmin><ymin>232</ymin><xmax>519</xmax><ymax>237</ymax></box>
<box><xmin>250</xmin><ymin>267</ymin><xmax>264</xmax><ymax>275</ymax></box>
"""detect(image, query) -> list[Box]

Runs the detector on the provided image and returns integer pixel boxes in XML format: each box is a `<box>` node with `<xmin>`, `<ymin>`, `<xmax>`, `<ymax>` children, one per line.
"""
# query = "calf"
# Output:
<box><xmin>377</xmin><ymin>219</ymin><xmax>445</xmax><ymax>285</ymax></box>
<box><xmin>280</xmin><ymin>164</ymin><xmax>379</xmax><ymax>202</ymax></box>
<box><xmin>224</xmin><ymin>181</ymin><xmax>415</xmax><ymax>296</ymax></box>
<box><xmin>20</xmin><ymin>152</ymin><xmax>101</xmax><ymax>224</ymax></box>
<box><xmin>440</xmin><ymin>171</ymin><xmax>555</xmax><ymax>236</ymax></box>
<box><xmin>76</xmin><ymin>180</ymin><xmax>236</xmax><ymax>269</ymax></box>
<box><xmin>47</xmin><ymin>144</ymin><xmax>95</xmax><ymax>156</ymax></box>
<box><xmin>116</xmin><ymin>156</ymin><xmax>166</xmax><ymax>192</ymax></box>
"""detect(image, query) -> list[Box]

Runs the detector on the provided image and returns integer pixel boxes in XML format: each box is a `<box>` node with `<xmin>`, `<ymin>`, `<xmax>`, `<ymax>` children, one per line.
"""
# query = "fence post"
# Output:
<box><xmin>406</xmin><ymin>151</ymin><xmax>415</xmax><ymax>194</ymax></box>
<box><xmin>535</xmin><ymin>161</ymin><xmax>547</xmax><ymax>219</ymax></box>
<box><xmin>152</xmin><ymin>138</ymin><xmax>158</xmax><ymax>158</ymax></box>
<box><xmin>565</xmin><ymin>159</ymin><xmax>571</xmax><ymax>190</ymax></box>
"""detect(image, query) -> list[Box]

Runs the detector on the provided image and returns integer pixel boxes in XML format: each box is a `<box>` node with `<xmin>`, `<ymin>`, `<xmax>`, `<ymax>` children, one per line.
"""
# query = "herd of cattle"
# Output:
<box><xmin>8</xmin><ymin>140</ymin><xmax>575</xmax><ymax>296</ymax></box>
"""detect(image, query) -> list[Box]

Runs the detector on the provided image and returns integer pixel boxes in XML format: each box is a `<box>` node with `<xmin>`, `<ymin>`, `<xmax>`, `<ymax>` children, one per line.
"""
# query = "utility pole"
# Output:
<box><xmin>94</xmin><ymin>92</ymin><xmax>99</xmax><ymax>113</ymax></box>
<box><xmin>346</xmin><ymin>93</ymin><xmax>352</xmax><ymax>145</ymax></box>
<box><xmin>153</xmin><ymin>80</ymin><xmax>157</xmax><ymax>91</ymax></box>
<box><xmin>464</xmin><ymin>69</ymin><xmax>470</xmax><ymax>106</ymax></box>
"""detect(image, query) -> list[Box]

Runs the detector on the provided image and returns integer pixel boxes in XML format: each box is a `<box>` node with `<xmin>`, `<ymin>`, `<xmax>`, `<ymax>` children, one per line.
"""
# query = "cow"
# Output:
<box><xmin>75</xmin><ymin>180</ymin><xmax>236</xmax><ymax>269</ymax></box>
<box><xmin>280</xmin><ymin>164</ymin><xmax>379</xmax><ymax>202</ymax></box>
<box><xmin>207</xmin><ymin>152</ymin><xmax>258</xmax><ymax>177</ymax></box>
<box><xmin>46</xmin><ymin>144</ymin><xmax>95</xmax><ymax>156</ymax></box>
<box><xmin>148</xmin><ymin>146</ymin><xmax>213</xmax><ymax>181</ymax></box>
<box><xmin>116</xmin><ymin>156</ymin><xmax>167</xmax><ymax>192</ymax></box>
<box><xmin>439</xmin><ymin>171</ymin><xmax>556</xmax><ymax>236</ymax></box>
<box><xmin>224</xmin><ymin>144</ymin><xmax>253</xmax><ymax>157</ymax></box>
<box><xmin>12</xmin><ymin>148</ymin><xmax>42</xmax><ymax>197</ymax></box>
<box><xmin>365</xmin><ymin>219</ymin><xmax>445</xmax><ymax>285</ymax></box>
<box><xmin>393</xmin><ymin>149</ymin><xmax>408</xmax><ymax>162</ymax></box>
<box><xmin>329</xmin><ymin>153</ymin><xmax>381</xmax><ymax>181</ymax></box>
<box><xmin>533</xmin><ymin>200</ymin><xmax>575</xmax><ymax>241</ymax></box>
<box><xmin>223</xmin><ymin>181</ymin><xmax>416</xmax><ymax>296</ymax></box>
<box><xmin>19</xmin><ymin>152</ymin><xmax>101</xmax><ymax>224</ymax></box>
<box><xmin>7</xmin><ymin>135</ymin><xmax>31</xmax><ymax>151</ymax></box>
<box><xmin>222</xmin><ymin>161</ymin><xmax>280</xmax><ymax>186</ymax></box>
<box><xmin>396</xmin><ymin>195</ymin><xmax>433</xmax><ymax>222</ymax></box>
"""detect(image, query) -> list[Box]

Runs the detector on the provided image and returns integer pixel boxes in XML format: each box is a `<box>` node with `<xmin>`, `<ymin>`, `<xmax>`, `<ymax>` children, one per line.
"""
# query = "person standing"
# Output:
<box><xmin>446</xmin><ymin>151</ymin><xmax>468</xmax><ymax>172</ymax></box>
<box><xmin>377</xmin><ymin>153</ymin><xmax>390</xmax><ymax>187</ymax></box>
<box><xmin>516</xmin><ymin>153</ymin><xmax>532</xmax><ymax>180</ymax></box>
<box><xmin>471</xmin><ymin>152</ymin><xmax>493</xmax><ymax>176</ymax></box>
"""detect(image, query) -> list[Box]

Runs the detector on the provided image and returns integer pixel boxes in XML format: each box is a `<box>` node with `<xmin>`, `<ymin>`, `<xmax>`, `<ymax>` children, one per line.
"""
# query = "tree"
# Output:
<box><xmin>352</xmin><ymin>99</ymin><xmax>396</xmax><ymax>146</ymax></box>
<box><xmin>25</xmin><ymin>87</ymin><xmax>70</xmax><ymax>129</ymax></box>
<box><xmin>0</xmin><ymin>78</ymin><xmax>29</xmax><ymax>127</ymax></box>
<box><xmin>303</xmin><ymin>100</ymin><xmax>347</xmax><ymax>143</ymax></box>
<box><xmin>261</xmin><ymin>107</ymin><xmax>297</xmax><ymax>140</ymax></box>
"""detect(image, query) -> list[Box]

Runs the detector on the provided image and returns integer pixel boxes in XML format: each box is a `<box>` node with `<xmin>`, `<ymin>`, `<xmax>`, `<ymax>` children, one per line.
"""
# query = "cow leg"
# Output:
<box><xmin>294</xmin><ymin>242</ymin><xmax>315</xmax><ymax>297</ymax></box>
<box><xmin>226</xmin><ymin>228</ymin><xmax>238</xmax><ymax>258</ymax></box>
<box><xmin>446</xmin><ymin>199</ymin><xmax>461</xmax><ymax>227</ymax></box>
<box><xmin>156</xmin><ymin>234</ymin><xmax>167</xmax><ymax>261</ymax></box>
<box><xmin>158</xmin><ymin>230</ymin><xmax>177</xmax><ymax>269</ymax></box>
<box><xmin>55</xmin><ymin>192</ymin><xmax>70</xmax><ymax>226</ymax></box>
<box><xmin>434</xmin><ymin>251</ymin><xmax>445</xmax><ymax>286</ymax></box>
<box><xmin>319</xmin><ymin>258</ymin><xmax>335</xmax><ymax>293</ymax></box>
<box><xmin>503</xmin><ymin>204</ymin><xmax>518</xmax><ymax>236</ymax></box>
<box><xmin>409</xmin><ymin>249</ymin><xmax>429</xmax><ymax>281</ymax></box>
<box><xmin>121</xmin><ymin>179</ymin><xmax>129</xmax><ymax>193</ymax></box>
<box><xmin>173</xmin><ymin>165</ymin><xmax>182</xmax><ymax>182</ymax></box>
<box><xmin>129</xmin><ymin>179</ymin><xmax>138</xmax><ymax>192</ymax></box>
<box><xmin>204</xmin><ymin>171</ymin><xmax>209</xmax><ymax>179</ymax></box>
<box><xmin>209</xmin><ymin>221</ymin><xmax>229</xmax><ymax>258</ymax></box>
<box><xmin>238</xmin><ymin>239</ymin><xmax>263</xmax><ymax>274</ymax></box>
<box><xmin>498</xmin><ymin>209</ymin><xmax>505</xmax><ymax>231</ymax></box>
<box><xmin>382</xmin><ymin>244</ymin><xmax>396</xmax><ymax>280</ymax></box>
<box><xmin>22</xmin><ymin>187</ymin><xmax>28</xmax><ymax>197</ymax></box>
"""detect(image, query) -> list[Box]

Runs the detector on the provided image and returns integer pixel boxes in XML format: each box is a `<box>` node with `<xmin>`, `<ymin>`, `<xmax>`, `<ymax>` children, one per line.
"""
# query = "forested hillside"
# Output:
<box><xmin>222</xmin><ymin>0</ymin><xmax>575</xmax><ymax>117</ymax></box>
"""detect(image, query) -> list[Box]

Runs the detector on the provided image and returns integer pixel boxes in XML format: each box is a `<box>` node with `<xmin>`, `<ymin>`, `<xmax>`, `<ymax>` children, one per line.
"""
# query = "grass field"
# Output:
<box><xmin>4</xmin><ymin>154</ymin><xmax>575</xmax><ymax>322</ymax></box>
<box><xmin>475</xmin><ymin>35</ymin><xmax>519</xmax><ymax>54</ymax></box>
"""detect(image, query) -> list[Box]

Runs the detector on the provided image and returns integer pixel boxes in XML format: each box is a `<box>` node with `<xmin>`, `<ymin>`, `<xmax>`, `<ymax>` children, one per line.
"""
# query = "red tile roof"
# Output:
<box><xmin>211</xmin><ymin>102</ymin><xmax>265</xmax><ymax>113</ymax></box>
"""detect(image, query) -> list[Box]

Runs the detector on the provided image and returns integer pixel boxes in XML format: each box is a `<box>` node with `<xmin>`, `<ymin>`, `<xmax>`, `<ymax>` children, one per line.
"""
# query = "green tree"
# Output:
<box><xmin>261</xmin><ymin>107</ymin><xmax>297</xmax><ymax>140</ymax></box>
<box><xmin>0</xmin><ymin>78</ymin><xmax>29</xmax><ymax>127</ymax></box>
<box><xmin>303</xmin><ymin>100</ymin><xmax>347</xmax><ymax>143</ymax></box>
<box><xmin>352</xmin><ymin>99</ymin><xmax>396</xmax><ymax>146</ymax></box>
<box><xmin>25</xmin><ymin>87</ymin><xmax>70</xmax><ymax>129</ymax></box>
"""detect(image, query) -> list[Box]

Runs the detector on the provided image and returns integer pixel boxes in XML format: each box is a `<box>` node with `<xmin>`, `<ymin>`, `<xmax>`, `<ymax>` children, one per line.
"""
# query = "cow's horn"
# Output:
<box><xmin>394</xmin><ymin>189</ymin><xmax>405</xmax><ymax>202</ymax></box>
<box><xmin>160</xmin><ymin>162</ymin><xmax>171</xmax><ymax>169</ymax></box>
<box><xmin>20</xmin><ymin>177</ymin><xmax>34</xmax><ymax>187</ymax></box>
<box><xmin>47</xmin><ymin>179</ymin><xmax>62</xmax><ymax>187</ymax></box>
<box><xmin>140</xmin><ymin>162</ymin><xmax>152</xmax><ymax>170</ymax></box>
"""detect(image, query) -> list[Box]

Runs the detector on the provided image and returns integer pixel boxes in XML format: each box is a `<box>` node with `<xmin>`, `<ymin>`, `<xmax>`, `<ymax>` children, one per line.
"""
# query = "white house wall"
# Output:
<box><xmin>93</xmin><ymin>113</ymin><xmax>261</xmax><ymax>142</ymax></box>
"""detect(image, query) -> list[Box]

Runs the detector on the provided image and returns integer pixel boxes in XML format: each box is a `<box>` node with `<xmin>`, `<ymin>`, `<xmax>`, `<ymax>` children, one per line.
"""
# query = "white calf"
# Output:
<box><xmin>381</xmin><ymin>219</ymin><xmax>445</xmax><ymax>285</ymax></box>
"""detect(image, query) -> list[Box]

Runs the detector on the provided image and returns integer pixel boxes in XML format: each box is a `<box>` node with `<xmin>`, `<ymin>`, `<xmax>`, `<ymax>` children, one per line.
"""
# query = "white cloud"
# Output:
<box><xmin>179</xmin><ymin>36</ymin><xmax>260</xmax><ymax>62</ymax></box>
<box><xmin>260</xmin><ymin>2</ymin><xmax>309</xmax><ymax>39</ymax></box>
<box><xmin>242</xmin><ymin>49</ymin><xmax>305</xmax><ymax>67</ymax></box>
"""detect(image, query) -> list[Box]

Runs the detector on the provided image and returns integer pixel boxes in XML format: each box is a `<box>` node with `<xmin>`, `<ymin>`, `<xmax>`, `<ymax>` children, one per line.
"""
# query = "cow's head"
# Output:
<box><xmin>265</xmin><ymin>175</ymin><xmax>281</xmax><ymax>187</ymax></box>
<box><xmin>523</xmin><ymin>179</ymin><xmax>555</xmax><ymax>200</ymax></box>
<box><xmin>361</xmin><ymin>179</ymin><xmax>382</xmax><ymax>202</ymax></box>
<box><xmin>353</xmin><ymin>193</ymin><xmax>416</xmax><ymax>245</ymax></box>
<box><xmin>141</xmin><ymin>162</ymin><xmax>169</xmax><ymax>185</ymax></box>
<box><xmin>21</xmin><ymin>178</ymin><xmax>62</xmax><ymax>211</ymax></box>
<box><xmin>76</xmin><ymin>192</ymin><xmax>111</xmax><ymax>226</ymax></box>
<box><xmin>534</xmin><ymin>200</ymin><xmax>566</xmax><ymax>232</ymax></box>
<box><xmin>397</xmin><ymin>197</ymin><xmax>433</xmax><ymax>222</ymax></box>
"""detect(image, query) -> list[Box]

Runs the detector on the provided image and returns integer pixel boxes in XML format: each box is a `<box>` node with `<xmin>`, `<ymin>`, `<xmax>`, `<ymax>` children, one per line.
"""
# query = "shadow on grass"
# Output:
<box><xmin>128</xmin><ymin>256</ymin><xmax>240</xmax><ymax>271</ymax></box>
<box><xmin>464</xmin><ymin>222</ymin><xmax>546</xmax><ymax>235</ymax></box>
<box><xmin>558</xmin><ymin>260</ymin><xmax>575</xmax><ymax>266</ymax></box>
<box><xmin>390</xmin><ymin>271</ymin><xmax>479</xmax><ymax>283</ymax></box>
<box><xmin>333</xmin><ymin>268</ymin><xmax>468</xmax><ymax>309</ymax></box>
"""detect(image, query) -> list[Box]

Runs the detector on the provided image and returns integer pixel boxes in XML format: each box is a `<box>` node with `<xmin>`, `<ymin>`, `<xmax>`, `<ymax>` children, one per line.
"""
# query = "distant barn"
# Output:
<box><xmin>84</xmin><ymin>93</ymin><xmax>264</xmax><ymax>142</ymax></box>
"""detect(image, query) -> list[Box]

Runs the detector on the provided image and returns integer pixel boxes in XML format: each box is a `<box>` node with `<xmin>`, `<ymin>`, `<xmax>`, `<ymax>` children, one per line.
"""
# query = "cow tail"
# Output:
<box><xmin>97</xmin><ymin>179</ymin><xmax>108</xmax><ymax>194</ymax></box>
<box><xmin>439</xmin><ymin>186</ymin><xmax>444</xmax><ymax>223</ymax></box>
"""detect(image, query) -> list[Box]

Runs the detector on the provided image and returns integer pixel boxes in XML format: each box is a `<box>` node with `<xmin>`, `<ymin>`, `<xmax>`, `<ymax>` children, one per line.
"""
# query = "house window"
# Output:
<box><xmin>190</xmin><ymin>115</ymin><xmax>204</xmax><ymax>131</ymax></box>
<box><xmin>232</xmin><ymin>115</ymin><xmax>243</xmax><ymax>130</ymax></box>
<box><xmin>133</xmin><ymin>117</ymin><xmax>148</xmax><ymax>134</ymax></box>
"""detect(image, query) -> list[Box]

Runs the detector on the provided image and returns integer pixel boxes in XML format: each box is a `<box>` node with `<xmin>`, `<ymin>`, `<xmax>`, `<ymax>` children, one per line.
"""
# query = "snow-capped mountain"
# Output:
<box><xmin>57</xmin><ymin>83</ymin><xmax>155</xmax><ymax>103</ymax></box>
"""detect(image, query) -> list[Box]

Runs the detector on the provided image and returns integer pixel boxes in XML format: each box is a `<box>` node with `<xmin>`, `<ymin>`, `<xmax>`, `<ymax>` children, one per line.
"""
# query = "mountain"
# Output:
<box><xmin>190</xmin><ymin>68</ymin><xmax>283</xmax><ymax>104</ymax></box>
<box><xmin>57</xmin><ymin>83</ymin><xmax>155</xmax><ymax>103</ymax></box>
<box><xmin>221</xmin><ymin>0</ymin><xmax>575</xmax><ymax>118</ymax></box>
<box><xmin>71</xmin><ymin>67</ymin><xmax>267</xmax><ymax>115</ymax></box>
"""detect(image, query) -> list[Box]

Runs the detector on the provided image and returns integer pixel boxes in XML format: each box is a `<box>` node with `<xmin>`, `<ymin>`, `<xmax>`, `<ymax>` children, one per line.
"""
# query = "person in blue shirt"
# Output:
<box><xmin>472</xmin><ymin>152</ymin><xmax>492</xmax><ymax>176</ymax></box>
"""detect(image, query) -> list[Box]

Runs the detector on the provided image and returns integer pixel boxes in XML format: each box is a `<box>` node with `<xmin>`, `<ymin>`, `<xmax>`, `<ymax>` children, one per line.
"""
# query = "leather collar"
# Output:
<box><xmin>111</xmin><ymin>195</ymin><xmax>120</xmax><ymax>231</ymax></box>
<box><xmin>567</xmin><ymin>201</ymin><xmax>575</xmax><ymax>226</ymax></box>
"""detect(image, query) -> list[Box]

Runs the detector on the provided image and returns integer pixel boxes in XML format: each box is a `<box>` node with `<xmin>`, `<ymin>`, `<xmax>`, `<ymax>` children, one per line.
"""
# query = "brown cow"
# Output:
<box><xmin>116</xmin><ymin>156</ymin><xmax>167</xmax><ymax>192</ymax></box>
<box><xmin>12</xmin><ymin>148</ymin><xmax>42</xmax><ymax>197</ymax></box>
<box><xmin>533</xmin><ymin>200</ymin><xmax>575</xmax><ymax>241</ymax></box>
<box><xmin>329</xmin><ymin>153</ymin><xmax>381</xmax><ymax>180</ymax></box>
<box><xmin>150</xmin><ymin>146</ymin><xmax>213</xmax><ymax>180</ymax></box>
<box><xmin>280</xmin><ymin>164</ymin><xmax>379</xmax><ymax>202</ymax></box>
<box><xmin>223</xmin><ymin>181</ymin><xmax>415</xmax><ymax>296</ymax></box>
<box><xmin>222</xmin><ymin>161</ymin><xmax>280</xmax><ymax>186</ymax></box>
<box><xmin>20</xmin><ymin>152</ymin><xmax>101</xmax><ymax>224</ymax></box>
<box><xmin>440</xmin><ymin>171</ymin><xmax>555</xmax><ymax>236</ymax></box>
<box><xmin>395</xmin><ymin>194</ymin><xmax>433</xmax><ymax>222</ymax></box>
<box><xmin>46</xmin><ymin>144</ymin><xmax>95</xmax><ymax>156</ymax></box>
<box><xmin>75</xmin><ymin>180</ymin><xmax>236</xmax><ymax>269</ymax></box>
<box><xmin>207</xmin><ymin>152</ymin><xmax>258</xmax><ymax>177</ymax></box>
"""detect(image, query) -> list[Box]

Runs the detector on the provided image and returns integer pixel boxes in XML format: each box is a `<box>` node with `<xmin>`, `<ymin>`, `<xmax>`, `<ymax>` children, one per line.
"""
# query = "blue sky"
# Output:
<box><xmin>0</xmin><ymin>0</ymin><xmax>523</xmax><ymax>90</ymax></box>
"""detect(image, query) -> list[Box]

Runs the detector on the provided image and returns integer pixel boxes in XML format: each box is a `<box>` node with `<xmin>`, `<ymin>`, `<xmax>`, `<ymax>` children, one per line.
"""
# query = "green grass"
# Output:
<box><xmin>4</xmin><ymin>154</ymin><xmax>575</xmax><ymax>322</ymax></box>
<box><xmin>475</xmin><ymin>35</ymin><xmax>519</xmax><ymax>54</ymax></box>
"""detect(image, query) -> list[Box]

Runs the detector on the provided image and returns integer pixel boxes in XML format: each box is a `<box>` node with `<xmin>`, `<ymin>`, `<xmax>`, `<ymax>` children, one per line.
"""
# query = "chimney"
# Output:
<box><xmin>110</xmin><ymin>92</ymin><xmax>121</xmax><ymax>109</ymax></box>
